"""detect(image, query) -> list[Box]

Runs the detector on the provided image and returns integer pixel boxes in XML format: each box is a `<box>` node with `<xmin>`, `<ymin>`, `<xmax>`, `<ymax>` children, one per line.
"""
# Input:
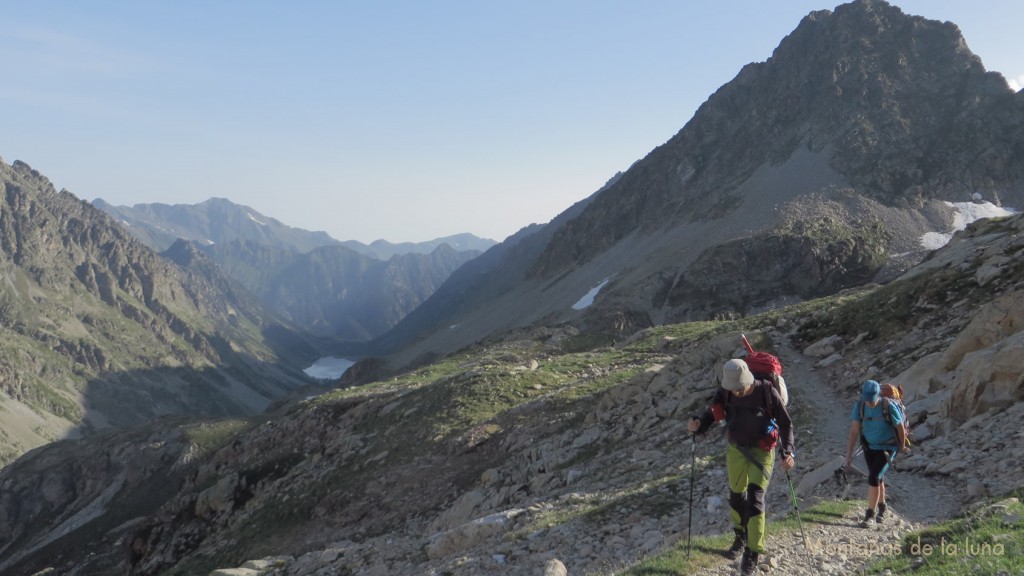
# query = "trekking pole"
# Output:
<box><xmin>687</xmin><ymin>433</ymin><xmax>696</xmax><ymax>557</ymax></box>
<box><xmin>785</xmin><ymin>469</ymin><xmax>808</xmax><ymax>552</ymax></box>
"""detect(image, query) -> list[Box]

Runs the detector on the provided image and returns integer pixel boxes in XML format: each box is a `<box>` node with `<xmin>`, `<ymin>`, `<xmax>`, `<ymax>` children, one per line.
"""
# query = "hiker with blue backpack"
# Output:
<box><xmin>689</xmin><ymin>358</ymin><xmax>795</xmax><ymax>576</ymax></box>
<box><xmin>844</xmin><ymin>379</ymin><xmax>908</xmax><ymax>527</ymax></box>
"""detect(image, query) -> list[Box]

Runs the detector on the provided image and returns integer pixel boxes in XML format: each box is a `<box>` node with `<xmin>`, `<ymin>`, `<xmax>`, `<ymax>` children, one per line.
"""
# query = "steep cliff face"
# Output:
<box><xmin>0</xmin><ymin>159</ymin><xmax>313</xmax><ymax>464</ymax></box>
<box><xmin>368</xmin><ymin>0</ymin><xmax>1024</xmax><ymax>370</ymax></box>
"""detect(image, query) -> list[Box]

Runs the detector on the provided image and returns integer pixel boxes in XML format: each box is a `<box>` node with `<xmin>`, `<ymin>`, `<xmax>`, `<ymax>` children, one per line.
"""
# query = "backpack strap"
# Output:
<box><xmin>860</xmin><ymin>398</ymin><xmax>901</xmax><ymax>448</ymax></box>
<box><xmin>762</xmin><ymin>380</ymin><xmax>774</xmax><ymax>419</ymax></box>
<box><xmin>860</xmin><ymin>399</ymin><xmax>889</xmax><ymax>422</ymax></box>
<box><xmin>881</xmin><ymin>397</ymin><xmax>905</xmax><ymax>449</ymax></box>
<box><xmin>734</xmin><ymin>443</ymin><xmax>772</xmax><ymax>479</ymax></box>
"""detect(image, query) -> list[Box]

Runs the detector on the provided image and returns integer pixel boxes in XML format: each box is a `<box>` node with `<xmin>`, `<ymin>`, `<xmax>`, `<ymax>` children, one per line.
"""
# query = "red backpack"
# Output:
<box><xmin>741</xmin><ymin>334</ymin><xmax>788</xmax><ymax>406</ymax></box>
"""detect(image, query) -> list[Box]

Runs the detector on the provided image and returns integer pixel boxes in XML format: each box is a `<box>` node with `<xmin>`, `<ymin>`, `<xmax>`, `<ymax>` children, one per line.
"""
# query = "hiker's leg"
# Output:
<box><xmin>867</xmin><ymin>485</ymin><xmax>881</xmax><ymax>509</ymax></box>
<box><xmin>862</xmin><ymin>447</ymin><xmax>887</xmax><ymax>522</ymax></box>
<box><xmin>876</xmin><ymin>481</ymin><xmax>889</xmax><ymax>522</ymax></box>
<box><xmin>870</xmin><ymin>448</ymin><xmax>891</xmax><ymax>507</ymax></box>
<box><xmin>727</xmin><ymin>445</ymin><xmax>750</xmax><ymax>533</ymax></box>
<box><xmin>875</xmin><ymin>450</ymin><xmax>892</xmax><ymax>518</ymax></box>
<box><xmin>744</xmin><ymin>447</ymin><xmax>774</xmax><ymax>554</ymax></box>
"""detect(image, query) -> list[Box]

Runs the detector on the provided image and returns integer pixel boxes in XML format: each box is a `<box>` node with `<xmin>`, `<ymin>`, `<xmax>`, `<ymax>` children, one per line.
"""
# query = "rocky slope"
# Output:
<box><xmin>2</xmin><ymin>208</ymin><xmax>1022</xmax><ymax>575</ymax></box>
<box><xmin>364</xmin><ymin>0</ymin><xmax>1024</xmax><ymax>374</ymax></box>
<box><xmin>0</xmin><ymin>159</ymin><xmax>316</xmax><ymax>465</ymax></box>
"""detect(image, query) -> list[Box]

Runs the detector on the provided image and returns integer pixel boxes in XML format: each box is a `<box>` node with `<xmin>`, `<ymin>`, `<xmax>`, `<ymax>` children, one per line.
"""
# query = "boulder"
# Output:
<box><xmin>544</xmin><ymin>559</ymin><xmax>568</xmax><ymax>576</ymax></box>
<box><xmin>797</xmin><ymin>455</ymin><xmax>845</xmax><ymax>496</ymax></box>
<box><xmin>804</xmin><ymin>336</ymin><xmax>842</xmax><ymax>358</ymax></box>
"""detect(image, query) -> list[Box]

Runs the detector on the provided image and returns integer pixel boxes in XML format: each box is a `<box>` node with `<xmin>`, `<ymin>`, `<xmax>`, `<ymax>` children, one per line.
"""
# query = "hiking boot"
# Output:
<box><xmin>876</xmin><ymin>502</ymin><xmax>888</xmax><ymax>524</ymax></box>
<box><xmin>859</xmin><ymin>507</ymin><xmax>875</xmax><ymax>528</ymax></box>
<box><xmin>740</xmin><ymin>548</ymin><xmax>759</xmax><ymax>575</ymax></box>
<box><xmin>726</xmin><ymin>529</ymin><xmax>747</xmax><ymax>559</ymax></box>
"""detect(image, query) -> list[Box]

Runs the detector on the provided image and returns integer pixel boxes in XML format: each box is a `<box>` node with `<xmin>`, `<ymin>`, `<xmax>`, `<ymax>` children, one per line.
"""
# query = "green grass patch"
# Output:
<box><xmin>560</xmin><ymin>332</ymin><xmax>617</xmax><ymax>353</ymax></box>
<box><xmin>619</xmin><ymin>531</ymin><xmax>734</xmax><ymax>575</ymax></box>
<box><xmin>183</xmin><ymin>418</ymin><xmax>252</xmax><ymax>456</ymax></box>
<box><xmin>864</xmin><ymin>495</ymin><xmax>1024</xmax><ymax>575</ymax></box>
<box><xmin>619</xmin><ymin>321</ymin><xmax>725</xmax><ymax>352</ymax></box>
<box><xmin>773</xmin><ymin>498</ymin><xmax>860</xmax><ymax>533</ymax></box>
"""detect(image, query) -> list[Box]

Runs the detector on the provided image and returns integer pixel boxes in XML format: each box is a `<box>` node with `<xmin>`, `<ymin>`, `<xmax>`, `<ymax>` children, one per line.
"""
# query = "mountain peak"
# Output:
<box><xmin>373</xmin><ymin>0</ymin><xmax>1024</xmax><ymax>366</ymax></box>
<box><xmin>526</xmin><ymin>0</ymin><xmax>1018</xmax><ymax>279</ymax></box>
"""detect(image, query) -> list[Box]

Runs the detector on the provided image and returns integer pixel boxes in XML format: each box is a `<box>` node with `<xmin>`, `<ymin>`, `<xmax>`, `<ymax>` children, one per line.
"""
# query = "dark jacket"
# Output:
<box><xmin>694</xmin><ymin>380</ymin><xmax>795</xmax><ymax>455</ymax></box>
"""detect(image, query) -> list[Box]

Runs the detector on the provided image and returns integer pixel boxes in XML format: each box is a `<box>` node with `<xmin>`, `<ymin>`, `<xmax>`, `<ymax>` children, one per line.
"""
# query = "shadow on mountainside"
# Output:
<box><xmin>0</xmin><ymin>350</ymin><xmax>324</xmax><ymax>576</ymax></box>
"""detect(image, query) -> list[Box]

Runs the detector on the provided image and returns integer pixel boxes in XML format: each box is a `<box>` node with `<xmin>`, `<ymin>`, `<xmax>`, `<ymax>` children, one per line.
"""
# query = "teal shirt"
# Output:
<box><xmin>851</xmin><ymin>400</ymin><xmax>903</xmax><ymax>450</ymax></box>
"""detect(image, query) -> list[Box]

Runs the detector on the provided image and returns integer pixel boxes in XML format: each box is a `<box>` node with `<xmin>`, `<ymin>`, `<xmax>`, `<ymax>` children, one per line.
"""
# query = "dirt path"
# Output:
<box><xmin>775</xmin><ymin>341</ymin><xmax>961</xmax><ymax>524</ymax></box>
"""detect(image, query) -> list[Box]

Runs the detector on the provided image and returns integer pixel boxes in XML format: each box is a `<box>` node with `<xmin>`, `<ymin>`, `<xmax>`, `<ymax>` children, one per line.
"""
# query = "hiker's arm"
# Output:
<box><xmin>845</xmin><ymin>421</ymin><xmax>860</xmax><ymax>466</ymax></box>
<box><xmin>895</xmin><ymin>422</ymin><xmax>907</xmax><ymax>453</ymax></box>
<box><xmin>773</xmin><ymin>388</ymin><xmax>796</xmax><ymax>457</ymax></box>
<box><xmin>690</xmin><ymin>407</ymin><xmax>716</xmax><ymax>435</ymax></box>
<box><xmin>689</xmin><ymin>390</ymin><xmax>724</xmax><ymax>435</ymax></box>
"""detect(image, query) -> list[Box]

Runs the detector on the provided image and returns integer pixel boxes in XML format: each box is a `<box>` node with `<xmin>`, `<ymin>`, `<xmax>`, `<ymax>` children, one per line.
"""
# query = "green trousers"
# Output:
<box><xmin>726</xmin><ymin>443</ymin><xmax>775</xmax><ymax>553</ymax></box>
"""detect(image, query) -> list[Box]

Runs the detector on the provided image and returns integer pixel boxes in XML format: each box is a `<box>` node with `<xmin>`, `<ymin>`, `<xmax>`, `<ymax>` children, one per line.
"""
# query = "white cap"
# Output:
<box><xmin>722</xmin><ymin>359</ymin><xmax>754</xmax><ymax>391</ymax></box>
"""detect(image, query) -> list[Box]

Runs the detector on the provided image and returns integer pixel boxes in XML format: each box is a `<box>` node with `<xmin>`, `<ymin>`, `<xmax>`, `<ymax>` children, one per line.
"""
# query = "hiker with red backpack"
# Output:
<box><xmin>844</xmin><ymin>380</ymin><xmax>908</xmax><ymax>527</ymax></box>
<box><xmin>688</xmin><ymin>358</ymin><xmax>796</xmax><ymax>576</ymax></box>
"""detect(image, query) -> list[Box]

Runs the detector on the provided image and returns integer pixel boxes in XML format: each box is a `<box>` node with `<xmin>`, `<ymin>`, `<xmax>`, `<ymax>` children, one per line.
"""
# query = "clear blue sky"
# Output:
<box><xmin>2</xmin><ymin>1</ymin><xmax>1021</xmax><ymax>243</ymax></box>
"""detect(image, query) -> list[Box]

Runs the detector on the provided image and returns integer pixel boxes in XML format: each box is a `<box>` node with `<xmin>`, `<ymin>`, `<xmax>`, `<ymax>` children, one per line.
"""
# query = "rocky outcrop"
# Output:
<box><xmin>663</xmin><ymin>213</ymin><xmax>887</xmax><ymax>321</ymax></box>
<box><xmin>894</xmin><ymin>290</ymin><xmax>1024</xmax><ymax>425</ymax></box>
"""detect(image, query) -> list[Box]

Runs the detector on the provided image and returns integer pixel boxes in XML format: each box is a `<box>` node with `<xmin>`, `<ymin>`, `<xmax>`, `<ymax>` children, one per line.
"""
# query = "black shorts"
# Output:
<box><xmin>863</xmin><ymin>446</ymin><xmax>894</xmax><ymax>487</ymax></box>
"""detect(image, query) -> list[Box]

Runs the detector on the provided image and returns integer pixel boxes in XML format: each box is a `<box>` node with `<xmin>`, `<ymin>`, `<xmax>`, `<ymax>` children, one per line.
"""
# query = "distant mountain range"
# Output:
<box><xmin>92</xmin><ymin>197</ymin><xmax>497</xmax><ymax>258</ymax></box>
<box><xmin>94</xmin><ymin>197</ymin><xmax>495</xmax><ymax>341</ymax></box>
